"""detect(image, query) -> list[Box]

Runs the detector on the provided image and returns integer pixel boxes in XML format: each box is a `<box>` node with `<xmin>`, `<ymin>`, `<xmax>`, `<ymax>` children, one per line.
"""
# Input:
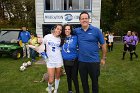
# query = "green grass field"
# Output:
<box><xmin>0</xmin><ymin>43</ymin><xmax>140</xmax><ymax>93</ymax></box>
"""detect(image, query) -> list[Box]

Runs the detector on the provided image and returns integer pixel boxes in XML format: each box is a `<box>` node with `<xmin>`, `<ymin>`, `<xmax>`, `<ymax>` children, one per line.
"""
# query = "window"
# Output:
<box><xmin>64</xmin><ymin>0</ymin><xmax>79</xmax><ymax>10</ymax></box>
<box><xmin>84</xmin><ymin>0</ymin><xmax>91</xmax><ymax>10</ymax></box>
<box><xmin>45</xmin><ymin>0</ymin><xmax>91</xmax><ymax>11</ymax></box>
<box><xmin>64</xmin><ymin>0</ymin><xmax>67</xmax><ymax>10</ymax></box>
<box><xmin>72</xmin><ymin>0</ymin><xmax>79</xmax><ymax>10</ymax></box>
<box><xmin>45</xmin><ymin>0</ymin><xmax>50</xmax><ymax>10</ymax></box>
<box><xmin>53</xmin><ymin>0</ymin><xmax>64</xmax><ymax>10</ymax></box>
<box><xmin>45</xmin><ymin>0</ymin><xmax>64</xmax><ymax>10</ymax></box>
<box><xmin>79</xmin><ymin>0</ymin><xmax>91</xmax><ymax>10</ymax></box>
<box><xmin>79</xmin><ymin>0</ymin><xmax>84</xmax><ymax>10</ymax></box>
<box><xmin>0</xmin><ymin>31</ymin><xmax>20</xmax><ymax>43</ymax></box>
<box><xmin>64</xmin><ymin>0</ymin><xmax>73</xmax><ymax>10</ymax></box>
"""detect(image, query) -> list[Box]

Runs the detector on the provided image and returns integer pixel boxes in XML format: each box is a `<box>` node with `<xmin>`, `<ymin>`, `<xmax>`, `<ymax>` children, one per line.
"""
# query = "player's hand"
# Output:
<box><xmin>100</xmin><ymin>59</ymin><xmax>105</xmax><ymax>65</ymax></box>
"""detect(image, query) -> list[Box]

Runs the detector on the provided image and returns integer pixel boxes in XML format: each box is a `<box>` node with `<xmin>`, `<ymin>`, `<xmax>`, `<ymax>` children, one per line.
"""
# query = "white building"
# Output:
<box><xmin>35</xmin><ymin>0</ymin><xmax>101</xmax><ymax>37</ymax></box>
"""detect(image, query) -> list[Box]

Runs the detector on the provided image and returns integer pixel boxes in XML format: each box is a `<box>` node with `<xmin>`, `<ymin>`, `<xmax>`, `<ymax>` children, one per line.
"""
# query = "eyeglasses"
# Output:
<box><xmin>80</xmin><ymin>18</ymin><xmax>89</xmax><ymax>20</ymax></box>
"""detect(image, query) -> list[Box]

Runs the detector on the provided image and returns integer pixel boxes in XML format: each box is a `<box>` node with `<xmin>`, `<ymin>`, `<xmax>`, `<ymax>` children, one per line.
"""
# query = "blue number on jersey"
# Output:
<box><xmin>52</xmin><ymin>47</ymin><xmax>55</xmax><ymax>52</ymax></box>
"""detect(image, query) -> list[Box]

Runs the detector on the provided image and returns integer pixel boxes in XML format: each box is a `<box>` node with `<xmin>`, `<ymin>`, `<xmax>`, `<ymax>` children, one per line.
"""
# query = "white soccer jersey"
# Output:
<box><xmin>108</xmin><ymin>35</ymin><xmax>114</xmax><ymax>42</ymax></box>
<box><xmin>43</xmin><ymin>34</ymin><xmax>63</xmax><ymax>63</ymax></box>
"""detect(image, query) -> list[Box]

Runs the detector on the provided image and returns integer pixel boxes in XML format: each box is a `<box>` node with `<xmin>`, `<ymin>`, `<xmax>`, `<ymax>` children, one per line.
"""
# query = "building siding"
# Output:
<box><xmin>35</xmin><ymin>0</ymin><xmax>101</xmax><ymax>37</ymax></box>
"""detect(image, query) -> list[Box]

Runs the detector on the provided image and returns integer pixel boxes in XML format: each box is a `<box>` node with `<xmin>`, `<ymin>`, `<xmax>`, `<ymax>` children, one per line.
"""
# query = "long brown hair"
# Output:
<box><xmin>60</xmin><ymin>24</ymin><xmax>73</xmax><ymax>47</ymax></box>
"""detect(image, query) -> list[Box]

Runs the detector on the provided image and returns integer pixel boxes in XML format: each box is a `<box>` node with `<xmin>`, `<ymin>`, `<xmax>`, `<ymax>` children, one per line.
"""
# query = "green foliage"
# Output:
<box><xmin>101</xmin><ymin>0</ymin><xmax>140</xmax><ymax>35</ymax></box>
<box><xmin>101</xmin><ymin>0</ymin><xmax>114</xmax><ymax>31</ymax></box>
<box><xmin>0</xmin><ymin>0</ymin><xmax>35</xmax><ymax>28</ymax></box>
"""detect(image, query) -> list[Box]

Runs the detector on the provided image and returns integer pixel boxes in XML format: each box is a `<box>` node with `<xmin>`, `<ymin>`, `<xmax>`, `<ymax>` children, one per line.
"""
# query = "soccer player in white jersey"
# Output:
<box><xmin>43</xmin><ymin>24</ymin><xmax>63</xmax><ymax>93</ymax></box>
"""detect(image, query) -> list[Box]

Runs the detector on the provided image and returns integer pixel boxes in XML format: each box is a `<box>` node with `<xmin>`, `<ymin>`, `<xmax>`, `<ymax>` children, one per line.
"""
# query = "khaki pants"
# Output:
<box><xmin>22</xmin><ymin>43</ymin><xmax>30</xmax><ymax>58</ymax></box>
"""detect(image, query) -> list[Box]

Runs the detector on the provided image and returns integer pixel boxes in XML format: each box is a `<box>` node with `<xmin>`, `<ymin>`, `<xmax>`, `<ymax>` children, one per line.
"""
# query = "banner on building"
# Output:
<box><xmin>44</xmin><ymin>13</ymin><xmax>91</xmax><ymax>23</ymax></box>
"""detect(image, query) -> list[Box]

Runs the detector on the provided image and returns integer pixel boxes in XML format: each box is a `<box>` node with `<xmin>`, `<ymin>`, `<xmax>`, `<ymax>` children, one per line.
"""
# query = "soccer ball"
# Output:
<box><xmin>20</xmin><ymin>66</ymin><xmax>26</xmax><ymax>71</ymax></box>
<box><xmin>27</xmin><ymin>61</ymin><xmax>32</xmax><ymax>66</ymax></box>
<box><xmin>22</xmin><ymin>62</ymin><xmax>28</xmax><ymax>67</ymax></box>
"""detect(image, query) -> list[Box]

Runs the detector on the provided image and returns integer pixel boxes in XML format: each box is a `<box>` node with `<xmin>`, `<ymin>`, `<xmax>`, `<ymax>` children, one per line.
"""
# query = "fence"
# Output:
<box><xmin>113</xmin><ymin>36</ymin><xmax>123</xmax><ymax>42</ymax></box>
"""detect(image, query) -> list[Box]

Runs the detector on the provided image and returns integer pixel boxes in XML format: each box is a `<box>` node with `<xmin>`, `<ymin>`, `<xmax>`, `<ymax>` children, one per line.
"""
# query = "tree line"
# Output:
<box><xmin>0</xmin><ymin>0</ymin><xmax>139</xmax><ymax>35</ymax></box>
<box><xmin>101</xmin><ymin>0</ymin><xmax>140</xmax><ymax>35</ymax></box>
<box><xmin>0</xmin><ymin>0</ymin><xmax>35</xmax><ymax>28</ymax></box>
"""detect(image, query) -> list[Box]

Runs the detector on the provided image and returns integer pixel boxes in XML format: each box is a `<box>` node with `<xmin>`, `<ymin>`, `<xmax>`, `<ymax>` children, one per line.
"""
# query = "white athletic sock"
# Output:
<box><xmin>48</xmin><ymin>83</ymin><xmax>53</xmax><ymax>92</ymax></box>
<box><xmin>55</xmin><ymin>79</ymin><xmax>60</xmax><ymax>90</ymax></box>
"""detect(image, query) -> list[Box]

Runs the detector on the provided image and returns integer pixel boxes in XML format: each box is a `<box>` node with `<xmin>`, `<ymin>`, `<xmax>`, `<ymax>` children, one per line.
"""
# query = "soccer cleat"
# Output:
<box><xmin>46</xmin><ymin>87</ymin><xmax>54</xmax><ymax>93</ymax></box>
<box><xmin>53</xmin><ymin>89</ymin><xmax>58</xmax><ymax>93</ymax></box>
<box><xmin>68</xmin><ymin>91</ymin><xmax>73</xmax><ymax>93</ymax></box>
<box><xmin>48</xmin><ymin>90</ymin><xmax>52</xmax><ymax>93</ymax></box>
